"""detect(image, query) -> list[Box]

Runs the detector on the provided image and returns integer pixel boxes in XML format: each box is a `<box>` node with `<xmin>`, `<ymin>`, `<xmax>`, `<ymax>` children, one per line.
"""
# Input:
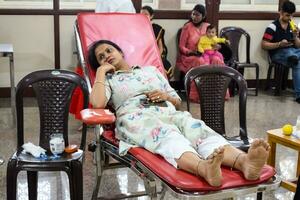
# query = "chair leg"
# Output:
<box><xmin>256</xmin><ymin>191</ymin><xmax>264</xmax><ymax>200</ymax></box>
<box><xmin>65</xmin><ymin>168</ymin><xmax>75</xmax><ymax>200</ymax></box>
<box><xmin>274</xmin><ymin>64</ymin><xmax>283</xmax><ymax>96</ymax></box>
<box><xmin>91</xmin><ymin>127</ymin><xmax>106</xmax><ymax>200</ymax></box>
<box><xmin>282</xmin><ymin>67</ymin><xmax>290</xmax><ymax>90</ymax></box>
<box><xmin>255</xmin><ymin>64</ymin><xmax>259</xmax><ymax>96</ymax></box>
<box><xmin>6</xmin><ymin>159</ymin><xmax>19</xmax><ymax>200</ymax></box>
<box><xmin>71</xmin><ymin>161</ymin><xmax>83</xmax><ymax>200</ymax></box>
<box><xmin>143</xmin><ymin>177</ymin><xmax>157</xmax><ymax>199</ymax></box>
<box><xmin>27</xmin><ymin>171</ymin><xmax>38</xmax><ymax>200</ymax></box>
<box><xmin>265</xmin><ymin>64</ymin><xmax>273</xmax><ymax>91</ymax></box>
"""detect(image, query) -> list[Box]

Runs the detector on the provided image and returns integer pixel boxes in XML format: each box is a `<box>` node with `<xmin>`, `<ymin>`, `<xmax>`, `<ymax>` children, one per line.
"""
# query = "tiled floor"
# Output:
<box><xmin>0</xmin><ymin>89</ymin><xmax>299</xmax><ymax>200</ymax></box>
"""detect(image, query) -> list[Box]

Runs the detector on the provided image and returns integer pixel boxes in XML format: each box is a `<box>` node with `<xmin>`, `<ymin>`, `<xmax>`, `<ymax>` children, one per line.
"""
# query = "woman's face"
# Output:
<box><xmin>191</xmin><ymin>10</ymin><xmax>203</xmax><ymax>24</ymax></box>
<box><xmin>141</xmin><ymin>9</ymin><xmax>153</xmax><ymax>20</ymax></box>
<box><xmin>94</xmin><ymin>43</ymin><xmax>124</xmax><ymax>68</ymax></box>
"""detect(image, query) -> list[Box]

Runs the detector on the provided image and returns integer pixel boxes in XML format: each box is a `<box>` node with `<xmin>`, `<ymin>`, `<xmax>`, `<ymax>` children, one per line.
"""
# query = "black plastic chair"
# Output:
<box><xmin>184</xmin><ymin>65</ymin><xmax>250</xmax><ymax>151</ymax></box>
<box><xmin>265</xmin><ymin>55</ymin><xmax>290</xmax><ymax>96</ymax></box>
<box><xmin>220</xmin><ymin>26</ymin><xmax>259</xmax><ymax>96</ymax></box>
<box><xmin>6</xmin><ymin>69</ymin><xmax>89</xmax><ymax>200</ymax></box>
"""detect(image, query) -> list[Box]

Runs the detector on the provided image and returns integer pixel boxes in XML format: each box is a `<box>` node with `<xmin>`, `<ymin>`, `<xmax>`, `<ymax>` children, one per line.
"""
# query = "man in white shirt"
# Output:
<box><xmin>95</xmin><ymin>0</ymin><xmax>136</xmax><ymax>13</ymax></box>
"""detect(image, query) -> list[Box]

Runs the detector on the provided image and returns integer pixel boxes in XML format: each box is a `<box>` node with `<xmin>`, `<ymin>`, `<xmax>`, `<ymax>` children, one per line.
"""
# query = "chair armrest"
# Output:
<box><xmin>80</xmin><ymin>108</ymin><xmax>116</xmax><ymax>125</ymax></box>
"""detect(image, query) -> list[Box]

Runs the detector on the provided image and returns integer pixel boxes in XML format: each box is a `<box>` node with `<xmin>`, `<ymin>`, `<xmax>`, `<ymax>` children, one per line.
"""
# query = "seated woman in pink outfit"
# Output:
<box><xmin>176</xmin><ymin>4</ymin><xmax>227</xmax><ymax>102</ymax></box>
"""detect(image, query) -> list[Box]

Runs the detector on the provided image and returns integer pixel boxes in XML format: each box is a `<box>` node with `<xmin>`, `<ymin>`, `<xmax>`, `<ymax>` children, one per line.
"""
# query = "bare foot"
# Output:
<box><xmin>198</xmin><ymin>147</ymin><xmax>224</xmax><ymax>187</ymax></box>
<box><xmin>242</xmin><ymin>139</ymin><xmax>270</xmax><ymax>180</ymax></box>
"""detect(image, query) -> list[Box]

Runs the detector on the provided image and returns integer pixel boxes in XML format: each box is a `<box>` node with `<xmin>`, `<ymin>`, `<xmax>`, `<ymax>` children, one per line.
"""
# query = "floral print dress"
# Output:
<box><xmin>103</xmin><ymin>66</ymin><xmax>228</xmax><ymax>158</ymax></box>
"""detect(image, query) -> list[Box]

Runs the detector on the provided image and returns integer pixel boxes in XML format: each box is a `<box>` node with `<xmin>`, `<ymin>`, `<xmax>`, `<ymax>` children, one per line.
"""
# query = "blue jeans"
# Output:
<box><xmin>271</xmin><ymin>47</ymin><xmax>300</xmax><ymax>99</ymax></box>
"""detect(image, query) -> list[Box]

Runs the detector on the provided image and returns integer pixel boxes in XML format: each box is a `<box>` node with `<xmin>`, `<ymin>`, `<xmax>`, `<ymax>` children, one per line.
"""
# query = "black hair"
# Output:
<box><xmin>206</xmin><ymin>24</ymin><xmax>216</xmax><ymax>32</ymax></box>
<box><xmin>141</xmin><ymin>5</ymin><xmax>154</xmax><ymax>16</ymax></box>
<box><xmin>192</xmin><ymin>4</ymin><xmax>206</xmax><ymax>17</ymax></box>
<box><xmin>187</xmin><ymin>4</ymin><xmax>206</xmax><ymax>25</ymax></box>
<box><xmin>281</xmin><ymin>1</ymin><xmax>296</xmax><ymax>14</ymax></box>
<box><xmin>88</xmin><ymin>40</ymin><xmax>123</xmax><ymax>71</ymax></box>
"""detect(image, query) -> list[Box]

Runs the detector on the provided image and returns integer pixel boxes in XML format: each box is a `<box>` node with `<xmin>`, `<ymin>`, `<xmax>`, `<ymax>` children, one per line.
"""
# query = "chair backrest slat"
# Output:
<box><xmin>184</xmin><ymin>65</ymin><xmax>248</xmax><ymax>141</ymax></box>
<box><xmin>220</xmin><ymin>26</ymin><xmax>251</xmax><ymax>64</ymax></box>
<box><xmin>16</xmin><ymin>70</ymin><xmax>89</xmax><ymax>151</ymax></box>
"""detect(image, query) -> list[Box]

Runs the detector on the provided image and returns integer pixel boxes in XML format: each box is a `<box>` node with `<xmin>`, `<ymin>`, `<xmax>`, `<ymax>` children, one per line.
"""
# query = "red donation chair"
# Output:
<box><xmin>75</xmin><ymin>13</ymin><xmax>280</xmax><ymax>200</ymax></box>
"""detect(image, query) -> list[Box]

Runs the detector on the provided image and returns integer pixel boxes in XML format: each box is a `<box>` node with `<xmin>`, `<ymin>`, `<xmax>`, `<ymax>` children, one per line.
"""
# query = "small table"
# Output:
<box><xmin>267</xmin><ymin>128</ymin><xmax>300</xmax><ymax>192</ymax></box>
<box><xmin>0</xmin><ymin>44</ymin><xmax>16</xmax><ymax>125</ymax></box>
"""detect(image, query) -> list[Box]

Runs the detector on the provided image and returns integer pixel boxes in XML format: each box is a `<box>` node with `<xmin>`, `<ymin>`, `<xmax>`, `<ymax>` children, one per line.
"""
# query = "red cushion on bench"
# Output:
<box><xmin>102</xmin><ymin>131</ymin><xmax>275</xmax><ymax>192</ymax></box>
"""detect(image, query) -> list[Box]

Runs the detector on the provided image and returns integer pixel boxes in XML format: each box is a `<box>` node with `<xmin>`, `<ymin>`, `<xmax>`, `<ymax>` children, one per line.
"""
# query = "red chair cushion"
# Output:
<box><xmin>103</xmin><ymin>131</ymin><xmax>275</xmax><ymax>192</ymax></box>
<box><xmin>80</xmin><ymin>108</ymin><xmax>116</xmax><ymax>125</ymax></box>
<box><xmin>77</xmin><ymin>13</ymin><xmax>165</xmax><ymax>84</ymax></box>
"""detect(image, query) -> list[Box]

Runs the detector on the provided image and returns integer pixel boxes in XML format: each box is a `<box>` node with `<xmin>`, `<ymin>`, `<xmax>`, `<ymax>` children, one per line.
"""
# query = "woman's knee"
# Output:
<box><xmin>211</xmin><ymin>56</ymin><xmax>224</xmax><ymax>65</ymax></box>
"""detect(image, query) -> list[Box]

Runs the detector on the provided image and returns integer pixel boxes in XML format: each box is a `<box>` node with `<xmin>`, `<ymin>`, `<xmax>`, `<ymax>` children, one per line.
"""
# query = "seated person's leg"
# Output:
<box><xmin>174</xmin><ymin>112</ymin><xmax>269</xmax><ymax>181</ymax></box>
<box><xmin>176</xmin><ymin>148</ymin><xmax>224</xmax><ymax>187</ymax></box>
<box><xmin>293</xmin><ymin>49</ymin><xmax>300</xmax><ymax>102</ymax></box>
<box><xmin>155</xmin><ymin>129</ymin><xmax>224</xmax><ymax>187</ymax></box>
<box><xmin>211</xmin><ymin>51</ymin><xmax>224</xmax><ymax>65</ymax></box>
<box><xmin>293</xmin><ymin>62</ymin><xmax>300</xmax><ymax>102</ymax></box>
<box><xmin>271</xmin><ymin>48</ymin><xmax>296</xmax><ymax>66</ymax></box>
<box><xmin>201</xmin><ymin>52</ymin><xmax>210</xmax><ymax>65</ymax></box>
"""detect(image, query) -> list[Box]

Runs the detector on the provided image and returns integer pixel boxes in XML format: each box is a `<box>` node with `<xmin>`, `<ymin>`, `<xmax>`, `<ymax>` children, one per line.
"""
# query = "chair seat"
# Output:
<box><xmin>102</xmin><ymin>130</ymin><xmax>275</xmax><ymax>192</ymax></box>
<box><xmin>12</xmin><ymin>149</ymin><xmax>83</xmax><ymax>164</ymax></box>
<box><xmin>236</xmin><ymin>62</ymin><xmax>259</xmax><ymax>68</ymax></box>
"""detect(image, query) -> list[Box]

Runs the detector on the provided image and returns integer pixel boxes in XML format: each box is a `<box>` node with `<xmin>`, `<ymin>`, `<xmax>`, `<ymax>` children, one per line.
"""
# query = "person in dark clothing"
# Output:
<box><xmin>261</xmin><ymin>1</ymin><xmax>300</xmax><ymax>103</ymax></box>
<box><xmin>141</xmin><ymin>5</ymin><xmax>172</xmax><ymax>77</ymax></box>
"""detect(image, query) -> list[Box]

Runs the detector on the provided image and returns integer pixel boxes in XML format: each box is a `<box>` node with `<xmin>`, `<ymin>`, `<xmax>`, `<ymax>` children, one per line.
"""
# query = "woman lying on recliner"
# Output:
<box><xmin>89</xmin><ymin>39</ymin><xmax>270</xmax><ymax>187</ymax></box>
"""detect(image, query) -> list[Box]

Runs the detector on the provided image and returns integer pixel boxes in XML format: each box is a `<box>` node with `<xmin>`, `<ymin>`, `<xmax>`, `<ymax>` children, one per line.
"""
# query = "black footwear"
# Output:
<box><xmin>296</xmin><ymin>97</ymin><xmax>300</xmax><ymax>104</ymax></box>
<box><xmin>287</xmin><ymin>55</ymin><xmax>299</xmax><ymax>65</ymax></box>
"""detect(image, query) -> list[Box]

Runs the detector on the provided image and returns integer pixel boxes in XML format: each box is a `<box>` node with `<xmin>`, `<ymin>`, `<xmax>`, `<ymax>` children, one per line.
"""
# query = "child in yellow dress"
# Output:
<box><xmin>197</xmin><ymin>25</ymin><xmax>228</xmax><ymax>65</ymax></box>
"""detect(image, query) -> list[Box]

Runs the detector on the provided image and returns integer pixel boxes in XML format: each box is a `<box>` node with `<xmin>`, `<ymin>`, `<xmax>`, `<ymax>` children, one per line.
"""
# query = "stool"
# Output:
<box><xmin>265</xmin><ymin>61</ymin><xmax>290</xmax><ymax>96</ymax></box>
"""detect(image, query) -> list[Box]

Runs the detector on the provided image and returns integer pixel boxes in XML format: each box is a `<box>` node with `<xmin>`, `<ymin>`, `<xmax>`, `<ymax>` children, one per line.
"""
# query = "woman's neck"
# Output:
<box><xmin>192</xmin><ymin>21</ymin><xmax>203</xmax><ymax>27</ymax></box>
<box><xmin>117</xmin><ymin>61</ymin><xmax>131</xmax><ymax>71</ymax></box>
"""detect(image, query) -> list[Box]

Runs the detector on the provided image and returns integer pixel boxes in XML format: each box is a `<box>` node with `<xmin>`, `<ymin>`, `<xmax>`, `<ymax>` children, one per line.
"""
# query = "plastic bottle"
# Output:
<box><xmin>290</xmin><ymin>19</ymin><xmax>297</xmax><ymax>32</ymax></box>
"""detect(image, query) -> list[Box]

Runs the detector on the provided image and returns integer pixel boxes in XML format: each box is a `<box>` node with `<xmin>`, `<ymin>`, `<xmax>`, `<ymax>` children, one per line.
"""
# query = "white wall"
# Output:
<box><xmin>0</xmin><ymin>15</ymin><xmax>54</xmax><ymax>87</ymax></box>
<box><xmin>153</xmin><ymin>19</ymin><xmax>186</xmax><ymax>66</ymax></box>
<box><xmin>58</xmin><ymin>17</ymin><xmax>187</xmax><ymax>72</ymax></box>
<box><xmin>0</xmin><ymin>17</ymin><xmax>296</xmax><ymax>87</ymax></box>
<box><xmin>60</xmin><ymin>15</ymin><xmax>78</xmax><ymax>71</ymax></box>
